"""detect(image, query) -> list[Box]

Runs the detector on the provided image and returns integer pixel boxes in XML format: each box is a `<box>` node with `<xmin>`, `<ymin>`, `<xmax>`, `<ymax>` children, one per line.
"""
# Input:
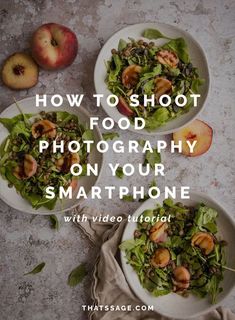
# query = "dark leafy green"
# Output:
<box><xmin>24</xmin><ymin>262</ymin><xmax>45</xmax><ymax>275</ymax></box>
<box><xmin>67</xmin><ymin>263</ymin><xmax>87</xmax><ymax>287</ymax></box>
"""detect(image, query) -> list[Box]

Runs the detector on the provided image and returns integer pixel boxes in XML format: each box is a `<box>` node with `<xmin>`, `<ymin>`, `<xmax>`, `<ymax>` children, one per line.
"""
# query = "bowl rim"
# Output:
<box><xmin>120</xmin><ymin>190</ymin><xmax>235</xmax><ymax>319</ymax></box>
<box><xmin>94</xmin><ymin>22</ymin><xmax>210</xmax><ymax>136</ymax></box>
<box><xmin>0</xmin><ymin>95</ymin><xmax>104</xmax><ymax>215</ymax></box>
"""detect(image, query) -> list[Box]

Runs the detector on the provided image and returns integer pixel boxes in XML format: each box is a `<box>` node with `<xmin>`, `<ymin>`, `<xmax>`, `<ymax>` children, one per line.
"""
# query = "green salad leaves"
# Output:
<box><xmin>106</xmin><ymin>29</ymin><xmax>204</xmax><ymax>131</ymax></box>
<box><xmin>120</xmin><ymin>200</ymin><xmax>227</xmax><ymax>304</ymax></box>
<box><xmin>0</xmin><ymin>111</ymin><xmax>92</xmax><ymax>210</ymax></box>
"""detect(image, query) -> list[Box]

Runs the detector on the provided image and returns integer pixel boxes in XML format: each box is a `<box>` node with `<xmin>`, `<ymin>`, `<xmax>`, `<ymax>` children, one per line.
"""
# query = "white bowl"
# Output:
<box><xmin>94</xmin><ymin>22</ymin><xmax>210</xmax><ymax>135</ymax></box>
<box><xmin>0</xmin><ymin>96</ymin><xmax>104</xmax><ymax>215</ymax></box>
<box><xmin>120</xmin><ymin>191</ymin><xmax>235</xmax><ymax>319</ymax></box>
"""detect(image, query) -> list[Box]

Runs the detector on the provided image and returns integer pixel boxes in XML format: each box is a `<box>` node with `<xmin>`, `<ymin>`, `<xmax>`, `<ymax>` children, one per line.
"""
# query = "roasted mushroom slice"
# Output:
<box><xmin>156</xmin><ymin>49</ymin><xmax>179</xmax><ymax>68</ymax></box>
<box><xmin>56</xmin><ymin>152</ymin><xmax>80</xmax><ymax>173</ymax></box>
<box><xmin>32</xmin><ymin>119</ymin><xmax>56</xmax><ymax>138</ymax></box>
<box><xmin>191</xmin><ymin>232</ymin><xmax>215</xmax><ymax>255</ymax></box>
<box><xmin>154</xmin><ymin>77</ymin><xmax>172</xmax><ymax>101</ymax></box>
<box><xmin>149</xmin><ymin>221</ymin><xmax>168</xmax><ymax>243</ymax></box>
<box><xmin>151</xmin><ymin>248</ymin><xmax>171</xmax><ymax>268</ymax></box>
<box><xmin>122</xmin><ymin>64</ymin><xmax>142</xmax><ymax>89</ymax></box>
<box><xmin>13</xmin><ymin>154</ymin><xmax>37</xmax><ymax>179</ymax></box>
<box><xmin>172</xmin><ymin>266</ymin><xmax>190</xmax><ymax>291</ymax></box>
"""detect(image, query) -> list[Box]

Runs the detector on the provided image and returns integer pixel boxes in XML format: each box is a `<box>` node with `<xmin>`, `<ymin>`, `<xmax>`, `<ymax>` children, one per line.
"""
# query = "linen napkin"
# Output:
<box><xmin>73</xmin><ymin>206</ymin><xmax>235</xmax><ymax>320</ymax></box>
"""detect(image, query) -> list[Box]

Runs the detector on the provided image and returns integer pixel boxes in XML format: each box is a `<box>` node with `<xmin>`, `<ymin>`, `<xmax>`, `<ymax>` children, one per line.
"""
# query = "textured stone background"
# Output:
<box><xmin>0</xmin><ymin>0</ymin><xmax>235</xmax><ymax>319</ymax></box>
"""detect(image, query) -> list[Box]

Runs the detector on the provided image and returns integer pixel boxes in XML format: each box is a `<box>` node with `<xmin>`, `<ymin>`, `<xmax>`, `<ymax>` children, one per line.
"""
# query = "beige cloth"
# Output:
<box><xmin>73</xmin><ymin>206</ymin><xmax>235</xmax><ymax>320</ymax></box>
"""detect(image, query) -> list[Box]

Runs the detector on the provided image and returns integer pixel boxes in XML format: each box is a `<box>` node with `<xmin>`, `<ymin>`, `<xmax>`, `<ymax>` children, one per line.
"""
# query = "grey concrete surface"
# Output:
<box><xmin>0</xmin><ymin>0</ymin><xmax>235</xmax><ymax>319</ymax></box>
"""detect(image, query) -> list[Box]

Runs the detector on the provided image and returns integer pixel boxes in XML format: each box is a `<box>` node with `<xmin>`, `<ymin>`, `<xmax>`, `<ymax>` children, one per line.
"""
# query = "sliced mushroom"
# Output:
<box><xmin>154</xmin><ymin>77</ymin><xmax>172</xmax><ymax>101</ymax></box>
<box><xmin>13</xmin><ymin>154</ymin><xmax>37</xmax><ymax>179</ymax></box>
<box><xmin>122</xmin><ymin>64</ymin><xmax>142</xmax><ymax>89</ymax></box>
<box><xmin>172</xmin><ymin>266</ymin><xmax>190</xmax><ymax>291</ymax></box>
<box><xmin>149</xmin><ymin>221</ymin><xmax>168</xmax><ymax>243</ymax></box>
<box><xmin>191</xmin><ymin>232</ymin><xmax>215</xmax><ymax>255</ymax></box>
<box><xmin>32</xmin><ymin>119</ymin><xmax>56</xmax><ymax>138</ymax></box>
<box><xmin>151</xmin><ymin>248</ymin><xmax>171</xmax><ymax>268</ymax></box>
<box><xmin>56</xmin><ymin>153</ymin><xmax>80</xmax><ymax>173</ymax></box>
<box><xmin>156</xmin><ymin>49</ymin><xmax>179</xmax><ymax>68</ymax></box>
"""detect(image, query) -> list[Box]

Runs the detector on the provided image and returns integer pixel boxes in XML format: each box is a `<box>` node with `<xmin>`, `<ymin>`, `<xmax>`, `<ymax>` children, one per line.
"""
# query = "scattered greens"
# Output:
<box><xmin>120</xmin><ymin>199</ymin><xmax>228</xmax><ymax>304</ymax></box>
<box><xmin>49</xmin><ymin>214</ymin><xmax>60</xmax><ymax>230</ymax></box>
<box><xmin>24</xmin><ymin>262</ymin><xmax>45</xmax><ymax>275</ymax></box>
<box><xmin>122</xmin><ymin>194</ymin><xmax>135</xmax><ymax>202</ymax></box>
<box><xmin>106</xmin><ymin>28</ymin><xmax>204</xmax><ymax>131</ymax></box>
<box><xmin>144</xmin><ymin>149</ymin><xmax>161</xmax><ymax>168</ymax></box>
<box><xmin>115</xmin><ymin>166</ymin><xmax>124</xmax><ymax>179</ymax></box>
<box><xmin>67</xmin><ymin>263</ymin><xmax>87</xmax><ymax>287</ymax></box>
<box><xmin>0</xmin><ymin>110</ymin><xmax>92</xmax><ymax>210</ymax></box>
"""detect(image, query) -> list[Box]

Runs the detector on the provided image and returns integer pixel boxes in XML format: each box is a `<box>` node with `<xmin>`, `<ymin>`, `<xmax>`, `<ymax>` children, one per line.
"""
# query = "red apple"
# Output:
<box><xmin>173</xmin><ymin>119</ymin><xmax>213</xmax><ymax>157</ymax></box>
<box><xmin>31</xmin><ymin>23</ymin><xmax>78</xmax><ymax>70</ymax></box>
<box><xmin>117</xmin><ymin>96</ymin><xmax>134</xmax><ymax>117</ymax></box>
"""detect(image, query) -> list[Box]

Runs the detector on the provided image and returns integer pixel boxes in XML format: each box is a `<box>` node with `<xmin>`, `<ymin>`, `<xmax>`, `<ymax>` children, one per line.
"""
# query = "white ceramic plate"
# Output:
<box><xmin>94</xmin><ymin>22</ymin><xmax>210</xmax><ymax>135</ymax></box>
<box><xmin>0</xmin><ymin>96</ymin><xmax>104</xmax><ymax>215</ymax></box>
<box><xmin>120</xmin><ymin>191</ymin><xmax>235</xmax><ymax>319</ymax></box>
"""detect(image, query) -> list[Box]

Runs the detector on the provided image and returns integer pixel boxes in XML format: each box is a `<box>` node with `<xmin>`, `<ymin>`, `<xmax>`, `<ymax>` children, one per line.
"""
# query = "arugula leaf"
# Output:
<box><xmin>119</xmin><ymin>238</ymin><xmax>145</xmax><ymax>251</ymax></box>
<box><xmin>11</xmin><ymin>121</ymin><xmax>31</xmax><ymax>139</ymax></box>
<box><xmin>67</xmin><ymin>263</ymin><xmax>87</xmax><ymax>287</ymax></box>
<box><xmin>0</xmin><ymin>114</ymin><xmax>32</xmax><ymax>132</ymax></box>
<box><xmin>207</xmin><ymin>274</ymin><xmax>223</xmax><ymax>304</ymax></box>
<box><xmin>142</xmin><ymin>28</ymin><xmax>172</xmax><ymax>40</ymax></box>
<box><xmin>102</xmin><ymin>132</ymin><xmax>119</xmax><ymax>141</ymax></box>
<box><xmin>115</xmin><ymin>166</ymin><xmax>124</xmax><ymax>179</ymax></box>
<box><xmin>108</xmin><ymin>54</ymin><xmax>123</xmax><ymax>82</ymax></box>
<box><xmin>24</xmin><ymin>262</ymin><xmax>45</xmax><ymax>275</ymax></box>
<box><xmin>49</xmin><ymin>215</ymin><xmax>59</xmax><ymax>230</ymax></box>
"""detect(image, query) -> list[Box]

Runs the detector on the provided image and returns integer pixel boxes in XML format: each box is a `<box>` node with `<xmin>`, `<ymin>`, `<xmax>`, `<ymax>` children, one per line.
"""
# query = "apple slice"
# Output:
<box><xmin>117</xmin><ymin>96</ymin><xmax>134</xmax><ymax>117</ymax></box>
<box><xmin>173</xmin><ymin>119</ymin><xmax>213</xmax><ymax>157</ymax></box>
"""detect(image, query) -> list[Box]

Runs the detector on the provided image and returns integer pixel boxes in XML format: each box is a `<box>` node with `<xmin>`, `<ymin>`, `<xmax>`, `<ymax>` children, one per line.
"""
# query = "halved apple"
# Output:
<box><xmin>117</xmin><ymin>96</ymin><xmax>134</xmax><ymax>117</ymax></box>
<box><xmin>173</xmin><ymin>119</ymin><xmax>213</xmax><ymax>157</ymax></box>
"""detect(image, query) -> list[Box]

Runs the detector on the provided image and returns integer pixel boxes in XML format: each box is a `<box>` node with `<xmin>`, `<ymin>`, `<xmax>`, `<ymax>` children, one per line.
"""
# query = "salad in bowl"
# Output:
<box><xmin>94</xmin><ymin>23</ymin><xmax>209</xmax><ymax>135</ymax></box>
<box><xmin>0</xmin><ymin>97</ymin><xmax>103</xmax><ymax>214</ymax></box>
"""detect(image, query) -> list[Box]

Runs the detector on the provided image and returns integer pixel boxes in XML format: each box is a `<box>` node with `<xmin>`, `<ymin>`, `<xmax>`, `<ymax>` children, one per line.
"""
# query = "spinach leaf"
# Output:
<box><xmin>24</xmin><ymin>262</ymin><xmax>45</xmax><ymax>275</ymax></box>
<box><xmin>67</xmin><ymin>263</ymin><xmax>87</xmax><ymax>287</ymax></box>
<box><xmin>142</xmin><ymin>28</ymin><xmax>172</xmax><ymax>40</ymax></box>
<box><xmin>163</xmin><ymin>38</ymin><xmax>189</xmax><ymax>63</ymax></box>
